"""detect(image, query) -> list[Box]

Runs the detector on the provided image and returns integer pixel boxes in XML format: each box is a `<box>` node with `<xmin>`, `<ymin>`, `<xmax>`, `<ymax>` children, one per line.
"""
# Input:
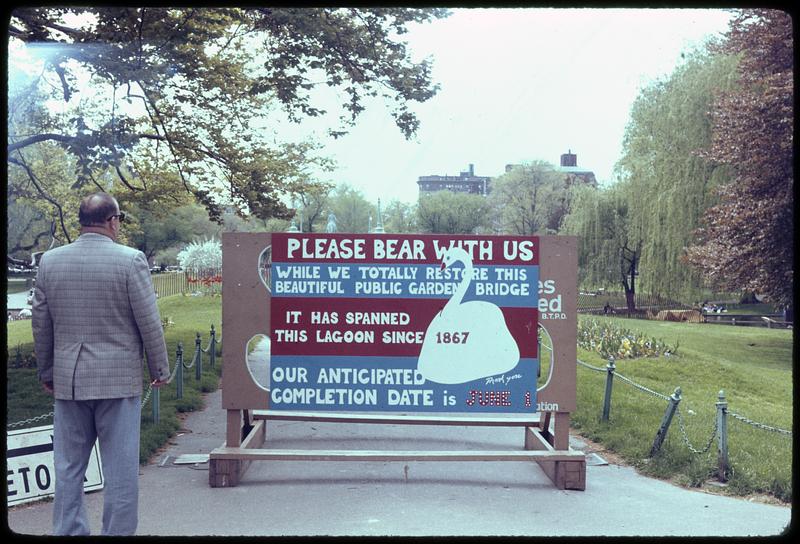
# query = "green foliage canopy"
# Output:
<box><xmin>416</xmin><ymin>190</ymin><xmax>488</xmax><ymax>234</ymax></box>
<box><xmin>488</xmin><ymin>161</ymin><xmax>574</xmax><ymax>235</ymax></box>
<box><xmin>7</xmin><ymin>7</ymin><xmax>448</xmax><ymax>249</ymax></box>
<box><xmin>327</xmin><ymin>183</ymin><xmax>374</xmax><ymax>233</ymax></box>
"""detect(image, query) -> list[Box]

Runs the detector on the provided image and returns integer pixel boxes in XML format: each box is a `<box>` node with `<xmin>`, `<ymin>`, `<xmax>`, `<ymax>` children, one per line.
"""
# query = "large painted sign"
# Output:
<box><xmin>221</xmin><ymin>234</ymin><xmax>576</xmax><ymax>417</ymax></box>
<box><xmin>7</xmin><ymin>425</ymin><xmax>104</xmax><ymax>506</ymax></box>
<box><xmin>268</xmin><ymin>234</ymin><xmax>539</xmax><ymax>413</ymax></box>
<box><xmin>215</xmin><ymin>233</ymin><xmax>580</xmax><ymax>491</ymax></box>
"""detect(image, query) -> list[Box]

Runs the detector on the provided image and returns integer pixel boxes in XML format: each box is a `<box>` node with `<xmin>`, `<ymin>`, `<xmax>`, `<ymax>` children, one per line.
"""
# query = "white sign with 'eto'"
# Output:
<box><xmin>7</xmin><ymin>425</ymin><xmax>104</xmax><ymax>506</ymax></box>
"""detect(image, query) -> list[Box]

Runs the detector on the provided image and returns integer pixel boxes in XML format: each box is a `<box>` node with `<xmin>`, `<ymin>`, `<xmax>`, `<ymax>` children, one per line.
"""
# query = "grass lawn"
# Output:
<box><xmin>574</xmin><ymin>315</ymin><xmax>792</xmax><ymax>502</ymax></box>
<box><xmin>6</xmin><ymin>294</ymin><xmax>222</xmax><ymax>464</ymax></box>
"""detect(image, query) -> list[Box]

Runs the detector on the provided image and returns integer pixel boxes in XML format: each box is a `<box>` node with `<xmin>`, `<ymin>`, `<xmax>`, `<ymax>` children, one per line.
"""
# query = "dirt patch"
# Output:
<box><xmin>695</xmin><ymin>484</ymin><xmax>790</xmax><ymax>507</ymax></box>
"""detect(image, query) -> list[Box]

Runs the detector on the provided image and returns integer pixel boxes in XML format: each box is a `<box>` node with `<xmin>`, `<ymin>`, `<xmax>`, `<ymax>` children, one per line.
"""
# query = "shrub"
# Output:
<box><xmin>177</xmin><ymin>238</ymin><xmax>221</xmax><ymax>274</ymax></box>
<box><xmin>578</xmin><ymin>318</ymin><xmax>678</xmax><ymax>359</ymax></box>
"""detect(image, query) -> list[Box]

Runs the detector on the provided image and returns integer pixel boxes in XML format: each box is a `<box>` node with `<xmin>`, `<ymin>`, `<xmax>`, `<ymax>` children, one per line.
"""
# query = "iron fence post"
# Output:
<box><xmin>209</xmin><ymin>325</ymin><xmax>216</xmax><ymax>369</ymax></box>
<box><xmin>176</xmin><ymin>342</ymin><xmax>184</xmax><ymax>399</ymax></box>
<box><xmin>602</xmin><ymin>357</ymin><xmax>616</xmax><ymax>421</ymax></box>
<box><xmin>650</xmin><ymin>386</ymin><xmax>681</xmax><ymax>457</ymax></box>
<box><xmin>716</xmin><ymin>389</ymin><xmax>729</xmax><ymax>482</ymax></box>
<box><xmin>195</xmin><ymin>332</ymin><xmax>203</xmax><ymax>381</ymax></box>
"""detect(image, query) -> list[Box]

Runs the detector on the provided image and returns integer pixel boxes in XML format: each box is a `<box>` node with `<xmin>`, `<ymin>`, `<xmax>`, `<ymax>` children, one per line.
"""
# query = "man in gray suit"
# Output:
<box><xmin>32</xmin><ymin>192</ymin><xmax>171</xmax><ymax>535</ymax></box>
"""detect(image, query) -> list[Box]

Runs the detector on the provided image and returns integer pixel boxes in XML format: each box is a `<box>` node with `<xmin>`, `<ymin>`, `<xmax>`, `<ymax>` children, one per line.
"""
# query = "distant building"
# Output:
<box><xmin>557</xmin><ymin>150</ymin><xmax>597</xmax><ymax>187</ymax></box>
<box><xmin>503</xmin><ymin>151</ymin><xmax>596</xmax><ymax>187</ymax></box>
<box><xmin>417</xmin><ymin>164</ymin><xmax>491</xmax><ymax>196</ymax></box>
<box><xmin>506</xmin><ymin>150</ymin><xmax>597</xmax><ymax>187</ymax></box>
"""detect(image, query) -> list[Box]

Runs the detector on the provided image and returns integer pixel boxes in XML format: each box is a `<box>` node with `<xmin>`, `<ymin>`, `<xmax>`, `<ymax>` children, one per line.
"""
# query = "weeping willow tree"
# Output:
<box><xmin>562</xmin><ymin>183</ymin><xmax>642</xmax><ymax>311</ymax></box>
<box><xmin>612</xmin><ymin>48</ymin><xmax>738</xmax><ymax>301</ymax></box>
<box><xmin>562</xmin><ymin>47</ymin><xmax>739</xmax><ymax>304</ymax></box>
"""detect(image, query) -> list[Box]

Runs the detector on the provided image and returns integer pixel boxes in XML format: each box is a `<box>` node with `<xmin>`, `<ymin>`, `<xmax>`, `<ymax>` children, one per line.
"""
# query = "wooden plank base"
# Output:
<box><xmin>209</xmin><ymin>413</ymin><xmax>585</xmax><ymax>490</ymax></box>
<box><xmin>210</xmin><ymin>447</ymin><xmax>585</xmax><ymax>462</ymax></box>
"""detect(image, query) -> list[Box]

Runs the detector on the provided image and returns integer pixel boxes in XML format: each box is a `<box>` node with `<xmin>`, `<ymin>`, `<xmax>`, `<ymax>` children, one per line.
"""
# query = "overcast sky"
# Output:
<box><xmin>277</xmin><ymin>7</ymin><xmax>734</xmax><ymax>205</ymax></box>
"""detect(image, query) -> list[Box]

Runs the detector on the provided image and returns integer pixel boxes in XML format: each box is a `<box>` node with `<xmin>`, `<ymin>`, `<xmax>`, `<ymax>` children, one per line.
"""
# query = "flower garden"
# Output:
<box><xmin>578</xmin><ymin>317</ymin><xmax>678</xmax><ymax>359</ymax></box>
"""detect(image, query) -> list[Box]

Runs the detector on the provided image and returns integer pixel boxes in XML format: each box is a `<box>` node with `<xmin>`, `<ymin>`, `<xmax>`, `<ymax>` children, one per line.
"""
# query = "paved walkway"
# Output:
<box><xmin>6</xmin><ymin>387</ymin><xmax>792</xmax><ymax>537</ymax></box>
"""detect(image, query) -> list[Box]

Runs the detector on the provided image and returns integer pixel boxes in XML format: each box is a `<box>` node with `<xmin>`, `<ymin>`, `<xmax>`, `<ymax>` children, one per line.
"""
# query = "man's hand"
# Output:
<box><xmin>42</xmin><ymin>381</ymin><xmax>54</xmax><ymax>395</ymax></box>
<box><xmin>151</xmin><ymin>378</ymin><xmax>169</xmax><ymax>388</ymax></box>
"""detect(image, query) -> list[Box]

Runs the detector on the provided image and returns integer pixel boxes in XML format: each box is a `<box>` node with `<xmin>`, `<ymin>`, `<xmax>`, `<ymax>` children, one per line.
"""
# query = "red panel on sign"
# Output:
<box><xmin>270</xmin><ymin>297</ymin><xmax>537</xmax><ymax>358</ymax></box>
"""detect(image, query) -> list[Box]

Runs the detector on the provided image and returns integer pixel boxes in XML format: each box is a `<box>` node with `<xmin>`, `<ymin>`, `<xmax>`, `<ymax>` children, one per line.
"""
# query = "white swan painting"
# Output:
<box><xmin>417</xmin><ymin>247</ymin><xmax>520</xmax><ymax>384</ymax></box>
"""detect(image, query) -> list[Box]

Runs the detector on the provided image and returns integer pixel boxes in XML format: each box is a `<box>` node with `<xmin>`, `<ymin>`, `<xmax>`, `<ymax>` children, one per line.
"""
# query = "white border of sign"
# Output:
<box><xmin>7</xmin><ymin>425</ymin><xmax>104</xmax><ymax>506</ymax></box>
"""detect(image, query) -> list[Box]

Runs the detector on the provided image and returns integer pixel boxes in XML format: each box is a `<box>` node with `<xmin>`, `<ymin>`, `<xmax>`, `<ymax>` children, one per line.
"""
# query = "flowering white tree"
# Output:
<box><xmin>177</xmin><ymin>238</ymin><xmax>221</xmax><ymax>275</ymax></box>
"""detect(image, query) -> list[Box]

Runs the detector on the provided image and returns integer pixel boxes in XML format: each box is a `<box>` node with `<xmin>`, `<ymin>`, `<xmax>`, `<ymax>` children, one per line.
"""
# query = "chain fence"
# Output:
<box><xmin>728</xmin><ymin>410</ymin><xmax>793</xmax><ymax>436</ymax></box>
<box><xmin>6</xmin><ymin>411</ymin><xmax>55</xmax><ymax>430</ymax></box>
<box><xmin>7</xmin><ymin>325</ymin><xmax>220</xmax><ymax>430</ymax></box>
<box><xmin>577</xmin><ymin>356</ymin><xmax>791</xmax><ymax>482</ymax></box>
<box><xmin>675</xmin><ymin>406</ymin><xmax>718</xmax><ymax>455</ymax></box>
<box><xmin>578</xmin><ymin>357</ymin><xmax>791</xmax><ymax>437</ymax></box>
<box><xmin>613</xmin><ymin>371</ymin><xmax>672</xmax><ymax>402</ymax></box>
<box><xmin>140</xmin><ymin>341</ymin><xmax>186</xmax><ymax>410</ymax></box>
<box><xmin>142</xmin><ymin>325</ymin><xmax>220</xmax><ymax>422</ymax></box>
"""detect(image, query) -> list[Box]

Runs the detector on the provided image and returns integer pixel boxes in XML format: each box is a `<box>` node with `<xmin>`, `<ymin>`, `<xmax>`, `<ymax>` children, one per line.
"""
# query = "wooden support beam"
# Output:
<box><xmin>553</xmin><ymin>412</ymin><xmax>570</xmax><ymax>450</ymax></box>
<box><xmin>539</xmin><ymin>411</ymin><xmax>553</xmax><ymax>442</ymax></box>
<box><xmin>225</xmin><ymin>409</ymin><xmax>243</xmax><ymax>448</ymax></box>
<box><xmin>210</xmin><ymin>417</ymin><xmax>266</xmax><ymax>487</ymax></box>
<box><xmin>524</xmin><ymin>425</ymin><xmax>585</xmax><ymax>490</ymax></box>
<box><xmin>209</xmin><ymin>447</ymin><xmax>585</xmax><ymax>463</ymax></box>
<box><xmin>253</xmin><ymin>410</ymin><xmax>541</xmax><ymax>427</ymax></box>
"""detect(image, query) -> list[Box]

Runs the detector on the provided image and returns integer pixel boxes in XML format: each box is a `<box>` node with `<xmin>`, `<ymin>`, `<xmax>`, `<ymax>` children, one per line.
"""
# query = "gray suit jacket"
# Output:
<box><xmin>32</xmin><ymin>233</ymin><xmax>170</xmax><ymax>400</ymax></box>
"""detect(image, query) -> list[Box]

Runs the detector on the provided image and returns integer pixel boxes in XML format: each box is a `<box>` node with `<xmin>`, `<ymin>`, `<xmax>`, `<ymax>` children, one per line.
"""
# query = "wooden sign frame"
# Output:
<box><xmin>209</xmin><ymin>233</ymin><xmax>584</xmax><ymax>490</ymax></box>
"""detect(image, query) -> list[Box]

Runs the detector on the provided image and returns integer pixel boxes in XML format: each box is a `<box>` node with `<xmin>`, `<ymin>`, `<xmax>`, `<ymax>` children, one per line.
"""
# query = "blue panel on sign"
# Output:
<box><xmin>269</xmin><ymin>356</ymin><xmax>538</xmax><ymax>413</ymax></box>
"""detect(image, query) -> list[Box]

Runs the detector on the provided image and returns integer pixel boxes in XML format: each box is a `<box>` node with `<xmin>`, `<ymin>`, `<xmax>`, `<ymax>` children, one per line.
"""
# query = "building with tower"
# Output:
<box><xmin>417</xmin><ymin>164</ymin><xmax>491</xmax><ymax>196</ymax></box>
<box><xmin>556</xmin><ymin>150</ymin><xmax>597</xmax><ymax>187</ymax></box>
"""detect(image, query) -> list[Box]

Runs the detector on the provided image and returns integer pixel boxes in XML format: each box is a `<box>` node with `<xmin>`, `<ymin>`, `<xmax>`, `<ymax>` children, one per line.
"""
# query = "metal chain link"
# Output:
<box><xmin>7</xmin><ymin>411</ymin><xmax>54</xmax><ymax>429</ymax></box>
<box><xmin>580</xmin><ymin>357</ymin><xmax>716</xmax><ymax>455</ymax></box>
<box><xmin>729</xmin><ymin>410</ymin><xmax>792</xmax><ymax>436</ymax></box>
<box><xmin>141</xmin><ymin>383</ymin><xmax>154</xmax><ymax>408</ymax></box>
<box><xmin>613</xmin><ymin>372</ymin><xmax>672</xmax><ymax>402</ymax></box>
<box><xmin>576</xmin><ymin>358</ymin><xmax>606</xmax><ymax>372</ymax></box>
<box><xmin>202</xmin><ymin>329</ymin><xmax>220</xmax><ymax>353</ymax></box>
<box><xmin>141</xmin><ymin>352</ymin><xmax>184</xmax><ymax>408</ymax></box>
<box><xmin>183</xmin><ymin>350</ymin><xmax>197</xmax><ymax>369</ymax></box>
<box><xmin>578</xmin><ymin>357</ymin><xmax>671</xmax><ymax>401</ymax></box>
<box><xmin>675</xmin><ymin>405</ymin><xmax>718</xmax><ymax>454</ymax></box>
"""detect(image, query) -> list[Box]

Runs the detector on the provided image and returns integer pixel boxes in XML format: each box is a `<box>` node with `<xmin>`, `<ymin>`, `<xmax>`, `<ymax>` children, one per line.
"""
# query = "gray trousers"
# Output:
<box><xmin>52</xmin><ymin>396</ymin><xmax>141</xmax><ymax>536</ymax></box>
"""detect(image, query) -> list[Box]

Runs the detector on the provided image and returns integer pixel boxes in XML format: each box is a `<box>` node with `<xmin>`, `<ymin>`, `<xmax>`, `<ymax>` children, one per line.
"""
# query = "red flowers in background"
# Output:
<box><xmin>187</xmin><ymin>274</ymin><xmax>222</xmax><ymax>287</ymax></box>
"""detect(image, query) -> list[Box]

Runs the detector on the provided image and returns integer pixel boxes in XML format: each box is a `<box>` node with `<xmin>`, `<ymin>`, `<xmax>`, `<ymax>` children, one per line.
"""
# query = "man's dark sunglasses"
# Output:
<box><xmin>107</xmin><ymin>212</ymin><xmax>126</xmax><ymax>222</ymax></box>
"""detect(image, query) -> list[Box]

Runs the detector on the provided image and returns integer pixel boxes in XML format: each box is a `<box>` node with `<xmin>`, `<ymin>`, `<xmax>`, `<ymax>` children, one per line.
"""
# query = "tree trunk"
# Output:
<box><xmin>625</xmin><ymin>286</ymin><xmax>636</xmax><ymax>314</ymax></box>
<box><xmin>620</xmin><ymin>243</ymin><xmax>639</xmax><ymax>314</ymax></box>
